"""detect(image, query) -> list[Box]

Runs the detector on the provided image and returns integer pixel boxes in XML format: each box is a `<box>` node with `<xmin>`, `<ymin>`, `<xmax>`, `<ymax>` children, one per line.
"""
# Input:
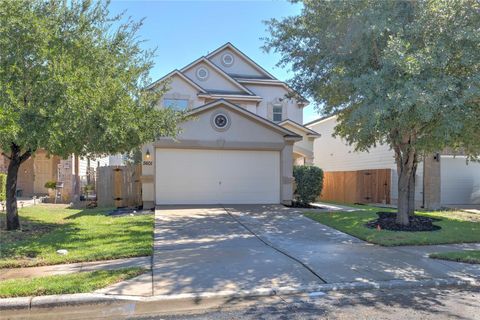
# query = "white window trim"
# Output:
<box><xmin>273</xmin><ymin>104</ymin><xmax>283</xmax><ymax>122</ymax></box>
<box><xmin>163</xmin><ymin>98</ymin><xmax>190</xmax><ymax>110</ymax></box>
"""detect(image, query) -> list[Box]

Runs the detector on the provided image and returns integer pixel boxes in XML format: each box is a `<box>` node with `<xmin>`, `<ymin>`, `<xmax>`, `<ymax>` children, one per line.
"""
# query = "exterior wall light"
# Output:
<box><xmin>145</xmin><ymin>149</ymin><xmax>151</xmax><ymax>160</ymax></box>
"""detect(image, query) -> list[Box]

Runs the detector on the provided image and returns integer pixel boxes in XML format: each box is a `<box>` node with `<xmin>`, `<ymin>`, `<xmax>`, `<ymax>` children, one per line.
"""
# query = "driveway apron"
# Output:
<box><xmin>225</xmin><ymin>205</ymin><xmax>479</xmax><ymax>283</ymax></box>
<box><xmin>153</xmin><ymin>206</ymin><xmax>322</xmax><ymax>296</ymax></box>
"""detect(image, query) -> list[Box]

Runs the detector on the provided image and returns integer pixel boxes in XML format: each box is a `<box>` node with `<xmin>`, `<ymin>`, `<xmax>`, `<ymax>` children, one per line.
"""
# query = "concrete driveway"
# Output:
<box><xmin>101</xmin><ymin>205</ymin><xmax>479</xmax><ymax>297</ymax></box>
<box><xmin>225</xmin><ymin>205</ymin><xmax>479</xmax><ymax>283</ymax></box>
<box><xmin>152</xmin><ymin>206</ymin><xmax>323</xmax><ymax>296</ymax></box>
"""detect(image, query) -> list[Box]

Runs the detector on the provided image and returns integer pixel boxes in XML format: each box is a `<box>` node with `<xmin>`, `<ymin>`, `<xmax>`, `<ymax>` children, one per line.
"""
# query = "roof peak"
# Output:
<box><xmin>206</xmin><ymin>42</ymin><xmax>277</xmax><ymax>80</ymax></box>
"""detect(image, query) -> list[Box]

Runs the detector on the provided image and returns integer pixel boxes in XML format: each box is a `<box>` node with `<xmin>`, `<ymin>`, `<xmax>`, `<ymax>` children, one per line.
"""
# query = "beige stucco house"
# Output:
<box><xmin>307</xmin><ymin>115</ymin><xmax>480</xmax><ymax>207</ymax></box>
<box><xmin>141</xmin><ymin>43</ymin><xmax>318</xmax><ymax>208</ymax></box>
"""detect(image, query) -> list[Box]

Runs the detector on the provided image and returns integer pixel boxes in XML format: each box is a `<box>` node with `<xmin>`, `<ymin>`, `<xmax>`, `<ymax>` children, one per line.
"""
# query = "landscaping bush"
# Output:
<box><xmin>293</xmin><ymin>165</ymin><xmax>324</xmax><ymax>205</ymax></box>
<box><xmin>44</xmin><ymin>181</ymin><xmax>57</xmax><ymax>189</ymax></box>
<box><xmin>0</xmin><ymin>173</ymin><xmax>6</xmax><ymax>203</ymax></box>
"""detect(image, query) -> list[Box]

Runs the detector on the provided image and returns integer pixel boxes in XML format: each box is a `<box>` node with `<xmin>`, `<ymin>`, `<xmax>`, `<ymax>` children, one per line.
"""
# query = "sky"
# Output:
<box><xmin>109</xmin><ymin>0</ymin><xmax>320</xmax><ymax>123</ymax></box>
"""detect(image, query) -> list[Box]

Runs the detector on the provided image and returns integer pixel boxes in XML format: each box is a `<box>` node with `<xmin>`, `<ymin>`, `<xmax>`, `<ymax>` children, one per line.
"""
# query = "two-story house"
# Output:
<box><xmin>141</xmin><ymin>43</ymin><xmax>318</xmax><ymax>208</ymax></box>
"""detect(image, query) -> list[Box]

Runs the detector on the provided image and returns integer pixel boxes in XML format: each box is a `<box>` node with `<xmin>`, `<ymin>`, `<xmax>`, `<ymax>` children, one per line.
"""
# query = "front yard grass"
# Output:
<box><xmin>430</xmin><ymin>250</ymin><xmax>480</xmax><ymax>264</ymax></box>
<box><xmin>0</xmin><ymin>204</ymin><xmax>153</xmax><ymax>268</ymax></box>
<box><xmin>0</xmin><ymin>267</ymin><xmax>146</xmax><ymax>298</ymax></box>
<box><xmin>305</xmin><ymin>204</ymin><xmax>480</xmax><ymax>246</ymax></box>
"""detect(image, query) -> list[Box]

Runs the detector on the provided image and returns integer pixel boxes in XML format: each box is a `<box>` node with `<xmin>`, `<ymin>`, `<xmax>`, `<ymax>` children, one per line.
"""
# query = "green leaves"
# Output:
<box><xmin>293</xmin><ymin>165</ymin><xmax>324</xmax><ymax>205</ymax></box>
<box><xmin>0</xmin><ymin>173</ymin><xmax>6</xmax><ymax>203</ymax></box>
<box><xmin>0</xmin><ymin>0</ymin><xmax>184</xmax><ymax>158</ymax></box>
<box><xmin>265</xmin><ymin>0</ymin><xmax>480</xmax><ymax>159</ymax></box>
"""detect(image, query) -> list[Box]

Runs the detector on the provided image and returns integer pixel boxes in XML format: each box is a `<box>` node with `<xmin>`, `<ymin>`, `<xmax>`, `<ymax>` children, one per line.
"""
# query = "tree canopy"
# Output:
<box><xmin>0</xmin><ymin>0</ymin><xmax>184</xmax><ymax>230</ymax></box>
<box><xmin>0</xmin><ymin>0</ymin><xmax>183</xmax><ymax>158</ymax></box>
<box><xmin>265</xmin><ymin>0</ymin><xmax>480</xmax><ymax>224</ymax></box>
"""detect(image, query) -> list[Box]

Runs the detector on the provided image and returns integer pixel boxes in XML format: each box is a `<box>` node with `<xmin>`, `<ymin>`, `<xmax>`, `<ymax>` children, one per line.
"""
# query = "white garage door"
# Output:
<box><xmin>441</xmin><ymin>156</ymin><xmax>480</xmax><ymax>205</ymax></box>
<box><xmin>155</xmin><ymin>149</ymin><xmax>280</xmax><ymax>205</ymax></box>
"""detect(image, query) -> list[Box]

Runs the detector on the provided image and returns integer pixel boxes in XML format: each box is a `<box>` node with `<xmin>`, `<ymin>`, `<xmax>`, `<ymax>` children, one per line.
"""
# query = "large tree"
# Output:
<box><xmin>0</xmin><ymin>0</ymin><xmax>184</xmax><ymax>230</ymax></box>
<box><xmin>265</xmin><ymin>0</ymin><xmax>480</xmax><ymax>225</ymax></box>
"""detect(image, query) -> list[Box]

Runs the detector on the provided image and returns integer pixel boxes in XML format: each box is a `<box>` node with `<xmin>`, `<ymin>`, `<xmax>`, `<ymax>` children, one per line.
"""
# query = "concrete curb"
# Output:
<box><xmin>1</xmin><ymin>277</ymin><xmax>478</xmax><ymax>313</ymax></box>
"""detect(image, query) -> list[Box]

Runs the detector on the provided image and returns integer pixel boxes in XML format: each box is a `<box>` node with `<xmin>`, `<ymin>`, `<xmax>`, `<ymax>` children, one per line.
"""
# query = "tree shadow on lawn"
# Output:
<box><xmin>0</xmin><ymin>214</ymin><xmax>58</xmax><ymax>244</ymax></box>
<box><xmin>0</xmin><ymin>207</ymin><xmax>153</xmax><ymax>268</ymax></box>
<box><xmin>63</xmin><ymin>207</ymin><xmax>112</xmax><ymax>219</ymax></box>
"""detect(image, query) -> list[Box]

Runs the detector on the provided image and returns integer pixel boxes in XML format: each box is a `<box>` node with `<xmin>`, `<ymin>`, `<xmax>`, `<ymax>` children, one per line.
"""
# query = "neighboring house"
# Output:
<box><xmin>0</xmin><ymin>151</ymin><xmax>125</xmax><ymax>201</ymax></box>
<box><xmin>307</xmin><ymin>115</ymin><xmax>480</xmax><ymax>207</ymax></box>
<box><xmin>141</xmin><ymin>43</ymin><xmax>318</xmax><ymax>208</ymax></box>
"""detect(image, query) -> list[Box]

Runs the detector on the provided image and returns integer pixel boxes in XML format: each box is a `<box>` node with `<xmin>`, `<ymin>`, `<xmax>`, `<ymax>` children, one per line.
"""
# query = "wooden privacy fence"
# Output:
<box><xmin>320</xmin><ymin>169</ymin><xmax>391</xmax><ymax>204</ymax></box>
<box><xmin>97</xmin><ymin>165</ymin><xmax>142</xmax><ymax>208</ymax></box>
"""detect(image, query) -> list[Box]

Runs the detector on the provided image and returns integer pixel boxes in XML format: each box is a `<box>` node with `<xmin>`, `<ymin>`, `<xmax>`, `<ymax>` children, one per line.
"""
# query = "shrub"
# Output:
<box><xmin>0</xmin><ymin>173</ymin><xmax>6</xmax><ymax>203</ymax></box>
<box><xmin>293</xmin><ymin>165</ymin><xmax>324</xmax><ymax>205</ymax></box>
<box><xmin>44</xmin><ymin>181</ymin><xmax>57</xmax><ymax>189</ymax></box>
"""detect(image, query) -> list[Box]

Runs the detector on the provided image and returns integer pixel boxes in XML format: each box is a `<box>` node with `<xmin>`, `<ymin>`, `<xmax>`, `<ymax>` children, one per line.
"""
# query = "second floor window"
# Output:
<box><xmin>163</xmin><ymin>98</ymin><xmax>189</xmax><ymax>111</ymax></box>
<box><xmin>273</xmin><ymin>105</ymin><xmax>283</xmax><ymax>122</ymax></box>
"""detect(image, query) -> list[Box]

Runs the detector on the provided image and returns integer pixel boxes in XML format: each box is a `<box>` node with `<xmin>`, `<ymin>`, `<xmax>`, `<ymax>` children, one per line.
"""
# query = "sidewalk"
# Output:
<box><xmin>1</xmin><ymin>205</ymin><xmax>478</xmax><ymax>316</ymax></box>
<box><xmin>0</xmin><ymin>256</ymin><xmax>151</xmax><ymax>281</ymax></box>
<box><xmin>310</xmin><ymin>202</ymin><xmax>362</xmax><ymax>212</ymax></box>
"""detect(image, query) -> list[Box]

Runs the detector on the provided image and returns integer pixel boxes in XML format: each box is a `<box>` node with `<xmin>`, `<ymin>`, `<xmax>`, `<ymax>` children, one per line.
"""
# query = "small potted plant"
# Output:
<box><xmin>44</xmin><ymin>181</ymin><xmax>57</xmax><ymax>202</ymax></box>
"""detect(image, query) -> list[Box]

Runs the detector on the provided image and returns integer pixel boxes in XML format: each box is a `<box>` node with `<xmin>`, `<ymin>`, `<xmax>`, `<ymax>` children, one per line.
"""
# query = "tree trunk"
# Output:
<box><xmin>5</xmin><ymin>144</ymin><xmax>31</xmax><ymax>230</ymax></box>
<box><xmin>396</xmin><ymin>167</ymin><xmax>411</xmax><ymax>225</ymax></box>
<box><xmin>408</xmin><ymin>161</ymin><xmax>417</xmax><ymax>216</ymax></box>
<box><xmin>394</xmin><ymin>145</ymin><xmax>417</xmax><ymax>226</ymax></box>
<box><xmin>6</xmin><ymin>155</ymin><xmax>21</xmax><ymax>230</ymax></box>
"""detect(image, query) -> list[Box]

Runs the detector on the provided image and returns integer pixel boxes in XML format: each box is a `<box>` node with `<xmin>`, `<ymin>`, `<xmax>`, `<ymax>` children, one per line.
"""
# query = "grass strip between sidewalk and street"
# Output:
<box><xmin>429</xmin><ymin>250</ymin><xmax>480</xmax><ymax>264</ymax></box>
<box><xmin>0</xmin><ymin>267</ymin><xmax>146</xmax><ymax>298</ymax></box>
<box><xmin>305</xmin><ymin>204</ymin><xmax>480</xmax><ymax>246</ymax></box>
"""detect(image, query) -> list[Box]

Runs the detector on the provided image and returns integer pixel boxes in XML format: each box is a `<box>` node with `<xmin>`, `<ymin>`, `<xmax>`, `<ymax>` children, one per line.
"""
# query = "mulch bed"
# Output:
<box><xmin>365</xmin><ymin>211</ymin><xmax>442</xmax><ymax>232</ymax></box>
<box><xmin>285</xmin><ymin>201</ymin><xmax>322</xmax><ymax>209</ymax></box>
<box><xmin>106</xmin><ymin>207</ymin><xmax>154</xmax><ymax>217</ymax></box>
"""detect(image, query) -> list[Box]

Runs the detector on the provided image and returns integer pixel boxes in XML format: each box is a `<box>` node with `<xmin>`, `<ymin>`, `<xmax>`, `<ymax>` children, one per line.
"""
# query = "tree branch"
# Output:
<box><xmin>19</xmin><ymin>149</ymin><xmax>32</xmax><ymax>164</ymax></box>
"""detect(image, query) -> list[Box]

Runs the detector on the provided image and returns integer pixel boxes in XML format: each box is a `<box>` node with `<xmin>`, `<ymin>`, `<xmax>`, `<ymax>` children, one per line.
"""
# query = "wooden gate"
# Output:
<box><xmin>97</xmin><ymin>165</ymin><xmax>142</xmax><ymax>208</ymax></box>
<box><xmin>320</xmin><ymin>169</ymin><xmax>391</xmax><ymax>204</ymax></box>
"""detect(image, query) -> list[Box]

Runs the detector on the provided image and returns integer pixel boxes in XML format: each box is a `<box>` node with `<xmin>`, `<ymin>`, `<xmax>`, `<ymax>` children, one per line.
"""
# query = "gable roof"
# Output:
<box><xmin>146</xmin><ymin>70</ymin><xmax>207</xmax><ymax>93</ymax></box>
<box><xmin>206</xmin><ymin>42</ymin><xmax>276</xmax><ymax>80</ymax></box>
<box><xmin>304</xmin><ymin>114</ymin><xmax>337</xmax><ymax>127</ymax></box>
<box><xmin>279</xmin><ymin>119</ymin><xmax>320</xmax><ymax>136</ymax></box>
<box><xmin>189</xmin><ymin>99</ymin><xmax>302</xmax><ymax>139</ymax></box>
<box><xmin>235</xmin><ymin>78</ymin><xmax>309</xmax><ymax>105</ymax></box>
<box><xmin>197</xmin><ymin>92</ymin><xmax>263</xmax><ymax>102</ymax></box>
<box><xmin>180</xmin><ymin>57</ymin><xmax>255</xmax><ymax>96</ymax></box>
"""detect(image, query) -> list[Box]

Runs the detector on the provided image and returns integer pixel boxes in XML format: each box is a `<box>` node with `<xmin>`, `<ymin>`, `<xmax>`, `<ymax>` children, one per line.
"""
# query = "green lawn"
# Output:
<box><xmin>0</xmin><ymin>204</ymin><xmax>153</xmax><ymax>268</ymax></box>
<box><xmin>305</xmin><ymin>204</ymin><xmax>480</xmax><ymax>246</ymax></box>
<box><xmin>0</xmin><ymin>267</ymin><xmax>146</xmax><ymax>298</ymax></box>
<box><xmin>430</xmin><ymin>250</ymin><xmax>480</xmax><ymax>264</ymax></box>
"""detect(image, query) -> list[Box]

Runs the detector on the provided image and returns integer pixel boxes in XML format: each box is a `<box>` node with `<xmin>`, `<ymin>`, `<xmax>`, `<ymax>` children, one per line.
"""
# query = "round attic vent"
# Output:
<box><xmin>196</xmin><ymin>67</ymin><xmax>209</xmax><ymax>81</ymax></box>
<box><xmin>221</xmin><ymin>53</ymin><xmax>234</xmax><ymax>67</ymax></box>
<box><xmin>211</xmin><ymin>112</ymin><xmax>231</xmax><ymax>131</ymax></box>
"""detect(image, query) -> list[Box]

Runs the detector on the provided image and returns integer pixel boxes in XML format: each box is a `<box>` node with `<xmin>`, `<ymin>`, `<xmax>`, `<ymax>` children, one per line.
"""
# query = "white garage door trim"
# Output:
<box><xmin>441</xmin><ymin>156</ymin><xmax>480</xmax><ymax>205</ymax></box>
<box><xmin>155</xmin><ymin>148</ymin><xmax>281</xmax><ymax>205</ymax></box>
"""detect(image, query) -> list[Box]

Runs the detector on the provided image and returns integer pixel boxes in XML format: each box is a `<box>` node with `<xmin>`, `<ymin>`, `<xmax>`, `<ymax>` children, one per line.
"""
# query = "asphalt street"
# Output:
<box><xmin>136</xmin><ymin>287</ymin><xmax>480</xmax><ymax>320</ymax></box>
